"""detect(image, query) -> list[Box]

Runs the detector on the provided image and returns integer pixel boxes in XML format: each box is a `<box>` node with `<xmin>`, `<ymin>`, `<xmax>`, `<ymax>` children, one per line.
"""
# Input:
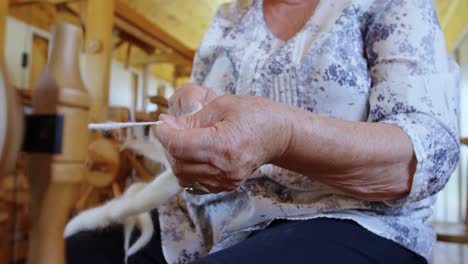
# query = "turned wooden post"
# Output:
<box><xmin>0</xmin><ymin>0</ymin><xmax>6</xmax><ymax>58</ymax></box>
<box><xmin>84</xmin><ymin>0</ymin><xmax>115</xmax><ymax>123</ymax></box>
<box><xmin>25</xmin><ymin>23</ymin><xmax>89</xmax><ymax>264</ymax></box>
<box><xmin>0</xmin><ymin>0</ymin><xmax>23</xmax><ymax>179</ymax></box>
<box><xmin>142</xmin><ymin>64</ymin><xmax>150</xmax><ymax>112</ymax></box>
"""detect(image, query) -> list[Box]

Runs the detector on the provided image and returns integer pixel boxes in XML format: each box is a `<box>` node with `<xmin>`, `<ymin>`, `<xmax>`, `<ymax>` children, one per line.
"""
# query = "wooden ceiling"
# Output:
<box><xmin>6</xmin><ymin>0</ymin><xmax>467</xmax><ymax>84</ymax></box>
<box><xmin>124</xmin><ymin>0</ymin><xmax>230</xmax><ymax>51</ymax></box>
<box><xmin>118</xmin><ymin>0</ymin><xmax>467</xmax><ymax>83</ymax></box>
<box><xmin>125</xmin><ymin>0</ymin><xmax>466</xmax><ymax>53</ymax></box>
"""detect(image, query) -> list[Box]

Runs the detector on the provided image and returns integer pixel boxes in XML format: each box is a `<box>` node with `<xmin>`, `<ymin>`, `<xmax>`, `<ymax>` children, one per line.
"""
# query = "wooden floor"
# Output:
<box><xmin>434</xmin><ymin>242</ymin><xmax>468</xmax><ymax>263</ymax></box>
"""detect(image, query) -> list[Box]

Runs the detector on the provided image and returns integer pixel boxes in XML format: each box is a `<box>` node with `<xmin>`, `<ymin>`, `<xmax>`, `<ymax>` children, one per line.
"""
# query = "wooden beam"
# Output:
<box><xmin>133</xmin><ymin>50</ymin><xmax>192</xmax><ymax>67</ymax></box>
<box><xmin>123</xmin><ymin>0</ymin><xmax>224</xmax><ymax>51</ymax></box>
<box><xmin>124</xmin><ymin>43</ymin><xmax>132</xmax><ymax>69</ymax></box>
<box><xmin>65</xmin><ymin>2</ymin><xmax>163</xmax><ymax>55</ymax></box>
<box><xmin>148</xmin><ymin>64</ymin><xmax>174</xmax><ymax>83</ymax></box>
<box><xmin>8</xmin><ymin>3</ymin><xmax>57</xmax><ymax>32</ymax></box>
<box><xmin>116</xmin><ymin>29</ymin><xmax>154</xmax><ymax>54</ymax></box>
<box><xmin>149</xmin><ymin>95</ymin><xmax>168</xmax><ymax>108</ymax></box>
<box><xmin>114</xmin><ymin>17</ymin><xmax>166</xmax><ymax>53</ymax></box>
<box><xmin>0</xmin><ymin>0</ymin><xmax>7</xmax><ymax>59</ymax></box>
<box><xmin>461</xmin><ymin>138</ymin><xmax>468</xmax><ymax>146</ymax></box>
<box><xmin>9</xmin><ymin>0</ymin><xmax>79</xmax><ymax>6</ymax></box>
<box><xmin>142</xmin><ymin>64</ymin><xmax>149</xmax><ymax>112</ymax></box>
<box><xmin>114</xmin><ymin>0</ymin><xmax>195</xmax><ymax>61</ymax></box>
<box><xmin>84</xmin><ymin>0</ymin><xmax>114</xmax><ymax>122</ymax></box>
<box><xmin>11</xmin><ymin>0</ymin><xmax>199</xmax><ymax>63</ymax></box>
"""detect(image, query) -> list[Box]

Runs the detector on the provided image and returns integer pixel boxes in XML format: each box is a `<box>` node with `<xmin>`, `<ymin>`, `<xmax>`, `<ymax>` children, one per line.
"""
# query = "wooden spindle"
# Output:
<box><xmin>25</xmin><ymin>22</ymin><xmax>89</xmax><ymax>264</ymax></box>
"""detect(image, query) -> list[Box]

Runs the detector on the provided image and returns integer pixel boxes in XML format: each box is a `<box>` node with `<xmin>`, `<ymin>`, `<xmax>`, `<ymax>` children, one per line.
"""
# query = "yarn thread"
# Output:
<box><xmin>88</xmin><ymin>121</ymin><xmax>163</xmax><ymax>130</ymax></box>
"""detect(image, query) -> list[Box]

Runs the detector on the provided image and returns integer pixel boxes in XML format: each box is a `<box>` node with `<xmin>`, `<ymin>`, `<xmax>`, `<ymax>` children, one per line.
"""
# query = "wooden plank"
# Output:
<box><xmin>125</xmin><ymin>151</ymin><xmax>153</xmax><ymax>182</ymax></box>
<box><xmin>131</xmin><ymin>72</ymin><xmax>138</xmax><ymax>115</ymax></box>
<box><xmin>124</xmin><ymin>42</ymin><xmax>132</xmax><ymax>68</ymax></box>
<box><xmin>8</xmin><ymin>2</ymin><xmax>56</xmax><ymax>31</ymax></box>
<box><xmin>141</xmin><ymin>64</ymin><xmax>149</xmax><ymax>111</ymax></box>
<box><xmin>150</xmin><ymin>63</ymin><xmax>175</xmax><ymax>84</ymax></box>
<box><xmin>64</xmin><ymin>1</ymin><xmax>168</xmax><ymax>55</ymax></box>
<box><xmin>114</xmin><ymin>0</ymin><xmax>195</xmax><ymax>61</ymax></box>
<box><xmin>434</xmin><ymin>221</ymin><xmax>468</xmax><ymax>244</ymax></box>
<box><xmin>114</xmin><ymin>17</ymin><xmax>166</xmax><ymax>53</ymax></box>
<box><xmin>149</xmin><ymin>95</ymin><xmax>168</xmax><ymax>108</ymax></box>
<box><xmin>83</xmin><ymin>0</ymin><xmax>115</xmax><ymax>122</ymax></box>
<box><xmin>124</xmin><ymin>0</ymin><xmax>227</xmax><ymax>51</ymax></box>
<box><xmin>133</xmin><ymin>50</ymin><xmax>192</xmax><ymax>66</ymax></box>
<box><xmin>124</xmin><ymin>0</ymin><xmax>205</xmax><ymax>51</ymax></box>
<box><xmin>461</xmin><ymin>138</ymin><xmax>468</xmax><ymax>146</ymax></box>
<box><xmin>29</xmin><ymin>34</ymin><xmax>49</xmax><ymax>88</ymax></box>
<box><xmin>9</xmin><ymin>0</ymin><xmax>79</xmax><ymax>6</ymax></box>
<box><xmin>0</xmin><ymin>0</ymin><xmax>7</xmax><ymax>59</ymax></box>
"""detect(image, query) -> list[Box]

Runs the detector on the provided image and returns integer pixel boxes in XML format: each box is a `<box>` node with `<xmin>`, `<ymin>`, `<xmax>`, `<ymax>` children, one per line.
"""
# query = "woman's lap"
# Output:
<box><xmin>66</xmin><ymin>210</ymin><xmax>166</xmax><ymax>264</ymax></box>
<box><xmin>194</xmin><ymin>218</ymin><xmax>426</xmax><ymax>264</ymax></box>
<box><xmin>66</xmin><ymin>212</ymin><xmax>426</xmax><ymax>264</ymax></box>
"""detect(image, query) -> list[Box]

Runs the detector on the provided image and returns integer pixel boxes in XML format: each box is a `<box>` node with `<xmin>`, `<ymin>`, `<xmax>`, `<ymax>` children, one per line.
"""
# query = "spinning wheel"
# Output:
<box><xmin>0</xmin><ymin>23</ymin><xmax>90</xmax><ymax>264</ymax></box>
<box><xmin>75</xmin><ymin>104</ymin><xmax>162</xmax><ymax>212</ymax></box>
<box><xmin>76</xmin><ymin>134</ymin><xmax>163</xmax><ymax>211</ymax></box>
<box><xmin>1</xmin><ymin>2</ymin><xmax>171</xmax><ymax>262</ymax></box>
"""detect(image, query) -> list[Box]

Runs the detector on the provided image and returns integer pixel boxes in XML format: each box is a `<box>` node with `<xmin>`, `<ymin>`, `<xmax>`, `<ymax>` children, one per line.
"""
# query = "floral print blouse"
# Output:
<box><xmin>158</xmin><ymin>0</ymin><xmax>460</xmax><ymax>263</ymax></box>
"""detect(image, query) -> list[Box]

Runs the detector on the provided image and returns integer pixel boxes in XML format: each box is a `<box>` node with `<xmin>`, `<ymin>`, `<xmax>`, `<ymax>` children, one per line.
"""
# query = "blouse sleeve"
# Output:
<box><xmin>365</xmin><ymin>0</ymin><xmax>460</xmax><ymax>206</ymax></box>
<box><xmin>190</xmin><ymin>47</ymin><xmax>210</xmax><ymax>85</ymax></box>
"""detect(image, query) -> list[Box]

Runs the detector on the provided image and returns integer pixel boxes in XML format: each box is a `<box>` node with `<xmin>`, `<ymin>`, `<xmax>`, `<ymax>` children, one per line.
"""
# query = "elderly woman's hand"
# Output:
<box><xmin>168</xmin><ymin>83</ymin><xmax>217</xmax><ymax>117</ymax></box>
<box><xmin>156</xmin><ymin>95</ymin><xmax>293</xmax><ymax>193</ymax></box>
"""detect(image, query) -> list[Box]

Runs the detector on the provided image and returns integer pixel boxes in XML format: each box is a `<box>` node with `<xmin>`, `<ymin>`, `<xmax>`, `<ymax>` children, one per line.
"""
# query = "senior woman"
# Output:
<box><xmin>67</xmin><ymin>0</ymin><xmax>459</xmax><ymax>263</ymax></box>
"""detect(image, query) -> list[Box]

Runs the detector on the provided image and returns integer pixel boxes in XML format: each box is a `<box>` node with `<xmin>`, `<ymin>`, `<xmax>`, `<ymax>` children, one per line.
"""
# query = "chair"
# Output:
<box><xmin>433</xmin><ymin>138</ymin><xmax>468</xmax><ymax>243</ymax></box>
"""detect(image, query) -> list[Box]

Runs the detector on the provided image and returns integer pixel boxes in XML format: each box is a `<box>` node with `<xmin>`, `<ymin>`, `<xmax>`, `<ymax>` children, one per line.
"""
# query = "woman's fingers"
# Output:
<box><xmin>156</xmin><ymin>121</ymin><xmax>217</xmax><ymax>162</ymax></box>
<box><xmin>168</xmin><ymin>84</ymin><xmax>217</xmax><ymax>116</ymax></box>
<box><xmin>171</xmin><ymin>160</ymin><xmax>222</xmax><ymax>180</ymax></box>
<box><xmin>172</xmin><ymin>160</ymin><xmax>242</xmax><ymax>185</ymax></box>
<box><xmin>197</xmin><ymin>182</ymin><xmax>237</xmax><ymax>193</ymax></box>
<box><xmin>179</xmin><ymin>178</ymin><xmax>238</xmax><ymax>194</ymax></box>
<box><xmin>157</xmin><ymin>108</ymin><xmax>228</xmax><ymax>163</ymax></box>
<box><xmin>169</xmin><ymin>160</ymin><xmax>240</xmax><ymax>193</ymax></box>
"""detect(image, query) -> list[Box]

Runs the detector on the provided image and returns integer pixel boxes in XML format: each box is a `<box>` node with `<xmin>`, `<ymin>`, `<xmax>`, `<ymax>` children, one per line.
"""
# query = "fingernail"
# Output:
<box><xmin>193</xmin><ymin>103</ymin><xmax>203</xmax><ymax>114</ymax></box>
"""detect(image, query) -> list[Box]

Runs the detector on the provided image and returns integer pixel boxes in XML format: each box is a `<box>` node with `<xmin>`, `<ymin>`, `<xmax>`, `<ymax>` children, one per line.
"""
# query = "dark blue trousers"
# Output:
<box><xmin>66</xmin><ymin>210</ymin><xmax>426</xmax><ymax>264</ymax></box>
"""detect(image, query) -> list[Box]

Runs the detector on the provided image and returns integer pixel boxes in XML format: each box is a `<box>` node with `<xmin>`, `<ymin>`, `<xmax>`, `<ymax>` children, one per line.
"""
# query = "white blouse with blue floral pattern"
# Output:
<box><xmin>158</xmin><ymin>0</ymin><xmax>460</xmax><ymax>263</ymax></box>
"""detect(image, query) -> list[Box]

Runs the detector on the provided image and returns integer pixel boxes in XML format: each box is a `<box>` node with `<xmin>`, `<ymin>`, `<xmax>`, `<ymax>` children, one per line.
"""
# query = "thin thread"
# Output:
<box><xmin>88</xmin><ymin>121</ymin><xmax>163</xmax><ymax>130</ymax></box>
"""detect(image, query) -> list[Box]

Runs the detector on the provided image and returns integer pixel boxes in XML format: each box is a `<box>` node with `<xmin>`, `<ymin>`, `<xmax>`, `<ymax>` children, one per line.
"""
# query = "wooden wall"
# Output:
<box><xmin>434</xmin><ymin>0</ymin><xmax>468</xmax><ymax>51</ymax></box>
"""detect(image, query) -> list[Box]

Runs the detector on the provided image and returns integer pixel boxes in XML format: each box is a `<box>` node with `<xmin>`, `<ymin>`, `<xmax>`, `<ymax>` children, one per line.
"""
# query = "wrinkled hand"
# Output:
<box><xmin>168</xmin><ymin>83</ymin><xmax>217</xmax><ymax>117</ymax></box>
<box><xmin>156</xmin><ymin>95</ymin><xmax>293</xmax><ymax>193</ymax></box>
